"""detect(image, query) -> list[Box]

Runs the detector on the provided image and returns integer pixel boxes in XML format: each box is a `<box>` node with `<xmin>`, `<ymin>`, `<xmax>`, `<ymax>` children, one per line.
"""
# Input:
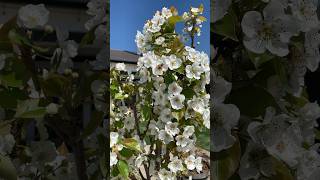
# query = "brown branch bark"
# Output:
<box><xmin>72</xmin><ymin>139</ymin><xmax>88</xmax><ymax>180</ymax></box>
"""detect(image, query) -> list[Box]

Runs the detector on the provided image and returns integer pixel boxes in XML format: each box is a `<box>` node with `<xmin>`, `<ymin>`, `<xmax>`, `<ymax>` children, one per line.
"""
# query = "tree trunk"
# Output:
<box><xmin>72</xmin><ymin>139</ymin><xmax>88</xmax><ymax>180</ymax></box>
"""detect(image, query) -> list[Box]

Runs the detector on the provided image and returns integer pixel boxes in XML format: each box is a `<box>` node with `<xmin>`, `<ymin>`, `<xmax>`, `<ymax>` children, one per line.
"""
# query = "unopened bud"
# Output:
<box><xmin>44</xmin><ymin>25</ymin><xmax>54</xmax><ymax>33</ymax></box>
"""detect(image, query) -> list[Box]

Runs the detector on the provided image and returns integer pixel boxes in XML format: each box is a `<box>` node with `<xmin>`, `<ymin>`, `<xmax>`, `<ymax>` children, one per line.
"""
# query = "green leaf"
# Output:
<box><xmin>119</xmin><ymin>148</ymin><xmax>135</xmax><ymax>158</ymax></box>
<box><xmin>80</xmin><ymin>26</ymin><xmax>97</xmax><ymax>47</ymax></box>
<box><xmin>270</xmin><ymin>157</ymin><xmax>294</xmax><ymax>180</ymax></box>
<box><xmin>225</xmin><ymin>85</ymin><xmax>278</xmax><ymax>117</ymax></box>
<box><xmin>198</xmin><ymin>16</ymin><xmax>207</xmax><ymax>22</ymax></box>
<box><xmin>284</xmin><ymin>93</ymin><xmax>308</xmax><ymax>108</ymax></box>
<box><xmin>315</xmin><ymin>129</ymin><xmax>320</xmax><ymax>141</ymax></box>
<box><xmin>0</xmin><ymin>154</ymin><xmax>17</xmax><ymax>180</ymax></box>
<box><xmin>0</xmin><ymin>88</ymin><xmax>26</xmax><ymax>109</ymax></box>
<box><xmin>142</xmin><ymin>103</ymin><xmax>152</xmax><ymax>121</ymax></box>
<box><xmin>0</xmin><ymin>16</ymin><xmax>16</xmax><ymax>52</ymax></box>
<box><xmin>81</xmin><ymin>111</ymin><xmax>104</xmax><ymax>139</ymax></box>
<box><xmin>111</xmin><ymin>166</ymin><xmax>120</xmax><ymax>177</ymax></box>
<box><xmin>212</xmin><ymin>7</ymin><xmax>238</xmax><ymax>41</ymax></box>
<box><xmin>14</xmin><ymin>99</ymin><xmax>46</xmax><ymax>119</ymax></box>
<box><xmin>195</xmin><ymin>128</ymin><xmax>210</xmax><ymax>151</ymax></box>
<box><xmin>181</xmin><ymin>87</ymin><xmax>195</xmax><ymax>99</ymax></box>
<box><xmin>163</xmin><ymin>73</ymin><xmax>176</xmax><ymax>85</ymax></box>
<box><xmin>40</xmin><ymin>74</ymin><xmax>70</xmax><ymax>97</ymax></box>
<box><xmin>247</xmin><ymin>51</ymin><xmax>274</xmax><ymax>69</ymax></box>
<box><xmin>212</xmin><ymin>139</ymin><xmax>241</xmax><ymax>180</ymax></box>
<box><xmin>121</xmin><ymin>138</ymin><xmax>141</xmax><ymax>152</ymax></box>
<box><xmin>0</xmin><ymin>121</ymin><xmax>12</xmax><ymax>136</ymax></box>
<box><xmin>0</xmin><ymin>72</ymin><xmax>23</xmax><ymax>88</ymax></box>
<box><xmin>8</xmin><ymin>29</ymin><xmax>30</xmax><ymax>46</ymax></box>
<box><xmin>117</xmin><ymin>160</ymin><xmax>129</xmax><ymax>179</ymax></box>
<box><xmin>114</xmin><ymin>93</ymin><xmax>125</xmax><ymax>100</ymax></box>
<box><xmin>168</xmin><ymin>16</ymin><xmax>183</xmax><ymax>26</ymax></box>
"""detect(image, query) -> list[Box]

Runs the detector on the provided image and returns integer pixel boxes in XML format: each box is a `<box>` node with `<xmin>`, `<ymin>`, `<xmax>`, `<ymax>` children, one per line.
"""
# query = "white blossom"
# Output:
<box><xmin>18</xmin><ymin>4</ymin><xmax>49</xmax><ymax>29</ymax></box>
<box><xmin>46</xmin><ymin>103</ymin><xmax>59</xmax><ymax>115</ymax></box>
<box><xmin>175</xmin><ymin>135</ymin><xmax>189</xmax><ymax>147</ymax></box>
<box><xmin>155</xmin><ymin>37</ymin><xmax>165</xmax><ymax>45</ymax></box>
<box><xmin>183</xmin><ymin>126</ymin><xmax>195</xmax><ymax>138</ymax></box>
<box><xmin>115</xmin><ymin>63</ymin><xmax>126</xmax><ymax>71</ymax></box>
<box><xmin>184</xmin><ymin>155</ymin><xmax>196</xmax><ymax>170</ymax></box>
<box><xmin>165</xmin><ymin>55</ymin><xmax>182</xmax><ymax>70</ymax></box>
<box><xmin>168</xmin><ymin>156</ymin><xmax>183</xmax><ymax>173</ymax></box>
<box><xmin>169</xmin><ymin>94</ymin><xmax>185</xmax><ymax>110</ymax></box>
<box><xmin>212</xmin><ymin>103</ymin><xmax>240</xmax><ymax>152</ymax></box>
<box><xmin>186</xmin><ymin>64</ymin><xmax>202</xmax><ymax>80</ymax></box>
<box><xmin>241</xmin><ymin>1</ymin><xmax>298</xmax><ymax>56</ymax></box>
<box><xmin>165</xmin><ymin>122</ymin><xmax>180</xmax><ymax>136</ymax></box>
<box><xmin>158</xmin><ymin>169</ymin><xmax>175</xmax><ymax>180</ymax></box>
<box><xmin>158</xmin><ymin>130</ymin><xmax>174</xmax><ymax>144</ymax></box>
<box><xmin>110</xmin><ymin>152</ymin><xmax>118</xmax><ymax>166</ymax></box>
<box><xmin>167</xmin><ymin>82</ymin><xmax>182</xmax><ymax>96</ymax></box>
<box><xmin>290</xmin><ymin>0</ymin><xmax>319</xmax><ymax>32</ymax></box>
<box><xmin>110</xmin><ymin>132</ymin><xmax>119</xmax><ymax>148</ymax></box>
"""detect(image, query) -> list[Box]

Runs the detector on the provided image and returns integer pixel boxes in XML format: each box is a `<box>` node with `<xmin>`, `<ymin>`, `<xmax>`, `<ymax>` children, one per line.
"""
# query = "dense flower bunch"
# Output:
<box><xmin>111</xmin><ymin>5</ymin><xmax>212</xmax><ymax>179</ymax></box>
<box><xmin>212</xmin><ymin>0</ymin><xmax>320</xmax><ymax>179</ymax></box>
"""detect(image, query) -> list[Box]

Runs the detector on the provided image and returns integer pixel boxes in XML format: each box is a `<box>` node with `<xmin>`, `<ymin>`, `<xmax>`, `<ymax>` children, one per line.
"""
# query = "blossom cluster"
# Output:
<box><xmin>111</xmin><ymin>5</ymin><xmax>211</xmax><ymax>179</ymax></box>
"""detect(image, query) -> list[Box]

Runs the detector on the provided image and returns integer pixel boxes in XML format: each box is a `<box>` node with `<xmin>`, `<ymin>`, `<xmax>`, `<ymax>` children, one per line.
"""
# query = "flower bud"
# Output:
<box><xmin>44</xmin><ymin>25</ymin><xmax>54</xmax><ymax>33</ymax></box>
<box><xmin>64</xmin><ymin>68</ymin><xmax>72</xmax><ymax>75</ymax></box>
<box><xmin>72</xmin><ymin>72</ymin><xmax>79</xmax><ymax>78</ymax></box>
<box><xmin>46</xmin><ymin>103</ymin><xmax>58</xmax><ymax>114</ymax></box>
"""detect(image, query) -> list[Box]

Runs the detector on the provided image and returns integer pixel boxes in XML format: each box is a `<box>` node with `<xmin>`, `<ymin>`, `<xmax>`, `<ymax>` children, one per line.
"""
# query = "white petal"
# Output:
<box><xmin>243</xmin><ymin>36</ymin><xmax>266</xmax><ymax>54</ymax></box>
<box><xmin>241</xmin><ymin>11</ymin><xmax>262</xmax><ymax>38</ymax></box>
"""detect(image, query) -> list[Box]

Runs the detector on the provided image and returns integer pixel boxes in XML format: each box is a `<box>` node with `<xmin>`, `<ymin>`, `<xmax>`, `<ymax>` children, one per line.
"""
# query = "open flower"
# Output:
<box><xmin>184</xmin><ymin>155</ymin><xmax>196</xmax><ymax>170</ymax></box>
<box><xmin>158</xmin><ymin>130</ymin><xmax>174</xmax><ymax>144</ymax></box>
<box><xmin>169</xmin><ymin>94</ymin><xmax>185</xmax><ymax>110</ymax></box>
<box><xmin>176</xmin><ymin>135</ymin><xmax>189</xmax><ymax>147</ymax></box>
<box><xmin>165</xmin><ymin>122</ymin><xmax>180</xmax><ymax>136</ymax></box>
<box><xmin>212</xmin><ymin>103</ymin><xmax>240</xmax><ymax>152</ymax></box>
<box><xmin>18</xmin><ymin>4</ymin><xmax>49</xmax><ymax>29</ymax></box>
<box><xmin>161</xmin><ymin>7</ymin><xmax>173</xmax><ymax>19</ymax></box>
<box><xmin>152</xmin><ymin>59</ymin><xmax>168</xmax><ymax>75</ymax></box>
<box><xmin>241</xmin><ymin>1</ymin><xmax>298</xmax><ymax>56</ymax></box>
<box><xmin>290</xmin><ymin>0</ymin><xmax>319</xmax><ymax>32</ymax></box>
<box><xmin>186</xmin><ymin>63</ymin><xmax>202</xmax><ymax>80</ymax></box>
<box><xmin>110</xmin><ymin>132</ymin><xmax>119</xmax><ymax>148</ymax></box>
<box><xmin>155</xmin><ymin>37</ymin><xmax>166</xmax><ymax>45</ymax></box>
<box><xmin>110</xmin><ymin>152</ymin><xmax>118</xmax><ymax>166</ymax></box>
<box><xmin>165</xmin><ymin>55</ymin><xmax>182</xmax><ymax>70</ymax></box>
<box><xmin>239</xmin><ymin>141</ymin><xmax>275</xmax><ymax>180</ymax></box>
<box><xmin>168</xmin><ymin>156</ymin><xmax>183</xmax><ymax>173</ymax></box>
<box><xmin>158</xmin><ymin>169</ymin><xmax>175</xmax><ymax>180</ymax></box>
<box><xmin>168</xmin><ymin>82</ymin><xmax>182</xmax><ymax>96</ymax></box>
<box><xmin>304</xmin><ymin>27</ymin><xmax>320</xmax><ymax>72</ymax></box>
<box><xmin>267</xmin><ymin>125</ymin><xmax>304</xmax><ymax>167</ymax></box>
<box><xmin>183</xmin><ymin>126</ymin><xmax>195</xmax><ymax>138</ymax></box>
<box><xmin>297</xmin><ymin>146</ymin><xmax>320</xmax><ymax>180</ymax></box>
<box><xmin>187</xmin><ymin>96</ymin><xmax>205</xmax><ymax>114</ymax></box>
<box><xmin>159</xmin><ymin>108</ymin><xmax>173</xmax><ymax>123</ymax></box>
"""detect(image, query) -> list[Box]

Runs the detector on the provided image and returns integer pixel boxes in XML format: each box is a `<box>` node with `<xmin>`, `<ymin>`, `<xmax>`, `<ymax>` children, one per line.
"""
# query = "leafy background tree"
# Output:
<box><xmin>0</xmin><ymin>0</ymin><xmax>108</xmax><ymax>179</ymax></box>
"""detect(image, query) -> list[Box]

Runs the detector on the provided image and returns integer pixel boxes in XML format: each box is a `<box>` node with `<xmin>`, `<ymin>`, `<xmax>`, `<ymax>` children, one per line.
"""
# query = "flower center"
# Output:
<box><xmin>258</xmin><ymin>23</ymin><xmax>274</xmax><ymax>40</ymax></box>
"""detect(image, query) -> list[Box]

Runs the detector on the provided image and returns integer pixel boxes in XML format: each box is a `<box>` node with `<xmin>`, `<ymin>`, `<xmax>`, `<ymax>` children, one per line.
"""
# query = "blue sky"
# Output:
<box><xmin>110</xmin><ymin>0</ymin><xmax>210</xmax><ymax>54</ymax></box>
